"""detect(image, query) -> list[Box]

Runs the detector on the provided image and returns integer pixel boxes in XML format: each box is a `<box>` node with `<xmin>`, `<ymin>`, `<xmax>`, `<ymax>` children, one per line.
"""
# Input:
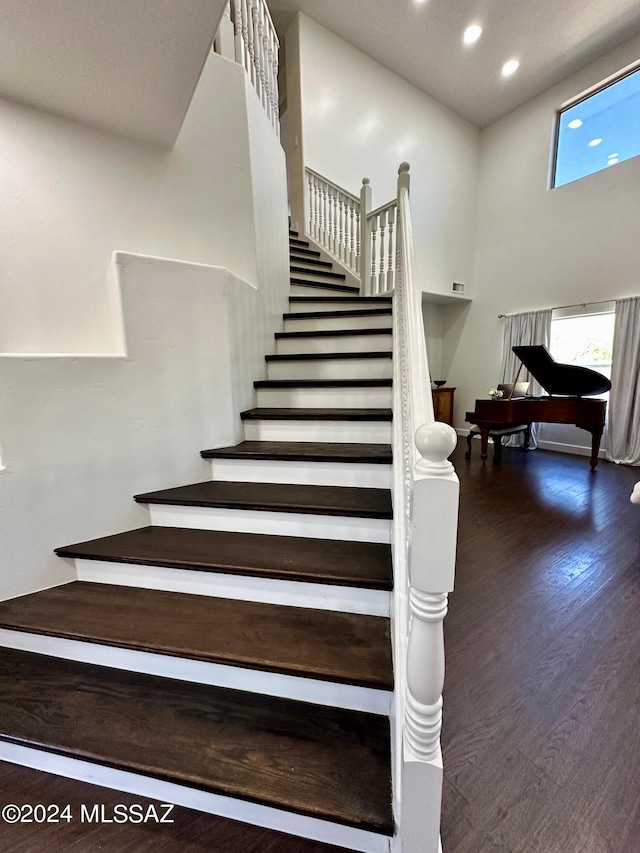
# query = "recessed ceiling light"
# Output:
<box><xmin>588</xmin><ymin>138</ymin><xmax>603</xmax><ymax>147</ymax></box>
<box><xmin>568</xmin><ymin>119</ymin><xmax>583</xmax><ymax>129</ymax></box>
<box><xmin>502</xmin><ymin>59</ymin><xmax>520</xmax><ymax>77</ymax></box>
<box><xmin>608</xmin><ymin>157</ymin><xmax>620</xmax><ymax>165</ymax></box>
<box><xmin>609</xmin><ymin>152</ymin><xmax>619</xmax><ymax>158</ymax></box>
<box><xmin>463</xmin><ymin>25</ymin><xmax>482</xmax><ymax>45</ymax></box>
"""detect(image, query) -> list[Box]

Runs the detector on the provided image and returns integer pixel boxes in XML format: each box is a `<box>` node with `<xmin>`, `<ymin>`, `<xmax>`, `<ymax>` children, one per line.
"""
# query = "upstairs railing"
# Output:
<box><xmin>304</xmin><ymin>167</ymin><xmax>400</xmax><ymax>295</ymax></box>
<box><xmin>306</xmin><ymin>168</ymin><xmax>361</xmax><ymax>277</ymax></box>
<box><xmin>213</xmin><ymin>0</ymin><xmax>280</xmax><ymax>135</ymax></box>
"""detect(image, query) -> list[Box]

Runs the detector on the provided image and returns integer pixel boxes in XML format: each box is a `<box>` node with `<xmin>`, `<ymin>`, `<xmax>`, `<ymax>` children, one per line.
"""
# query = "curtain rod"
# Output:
<box><xmin>498</xmin><ymin>298</ymin><xmax>616</xmax><ymax>319</ymax></box>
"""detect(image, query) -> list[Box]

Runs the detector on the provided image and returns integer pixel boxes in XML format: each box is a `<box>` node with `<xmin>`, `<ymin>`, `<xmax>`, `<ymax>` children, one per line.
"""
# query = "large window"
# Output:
<box><xmin>553</xmin><ymin>63</ymin><xmax>640</xmax><ymax>188</ymax></box>
<box><xmin>550</xmin><ymin>304</ymin><xmax>615</xmax><ymax>395</ymax></box>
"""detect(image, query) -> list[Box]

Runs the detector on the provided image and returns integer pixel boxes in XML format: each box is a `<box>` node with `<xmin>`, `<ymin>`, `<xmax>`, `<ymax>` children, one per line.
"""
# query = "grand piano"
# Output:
<box><xmin>465</xmin><ymin>345</ymin><xmax>612</xmax><ymax>470</ymax></box>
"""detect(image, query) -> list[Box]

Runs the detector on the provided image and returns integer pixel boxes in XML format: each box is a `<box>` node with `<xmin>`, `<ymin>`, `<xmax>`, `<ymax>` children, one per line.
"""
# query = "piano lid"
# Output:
<box><xmin>512</xmin><ymin>345</ymin><xmax>612</xmax><ymax>398</ymax></box>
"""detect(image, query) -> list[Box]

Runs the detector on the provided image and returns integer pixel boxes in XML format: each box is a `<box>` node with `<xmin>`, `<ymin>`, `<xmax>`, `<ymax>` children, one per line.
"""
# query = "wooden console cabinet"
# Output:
<box><xmin>432</xmin><ymin>387</ymin><xmax>455</xmax><ymax>426</ymax></box>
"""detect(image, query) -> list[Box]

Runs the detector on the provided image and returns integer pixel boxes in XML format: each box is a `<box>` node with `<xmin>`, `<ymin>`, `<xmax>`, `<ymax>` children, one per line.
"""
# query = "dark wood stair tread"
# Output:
<box><xmin>284</xmin><ymin>308</ymin><xmax>392</xmax><ymax>320</ymax></box>
<box><xmin>202</xmin><ymin>440</ymin><xmax>392</xmax><ymax>462</ymax></box>
<box><xmin>289</xmin><ymin>229</ymin><xmax>299</xmax><ymax>237</ymax></box>
<box><xmin>0</xmin><ymin>582</ymin><xmax>393</xmax><ymax>690</ymax></box>
<box><xmin>288</xmin><ymin>246</ymin><xmax>320</xmax><ymax>257</ymax></box>
<box><xmin>289</xmin><ymin>296</ymin><xmax>392</xmax><ymax>303</ymax></box>
<box><xmin>0</xmin><ymin>761</ymin><xmax>354</xmax><ymax>853</ymax></box>
<box><xmin>240</xmin><ymin>408</ymin><xmax>392</xmax><ymax>422</ymax></box>
<box><xmin>290</xmin><ymin>279</ymin><xmax>360</xmax><ymax>293</ymax></box>
<box><xmin>266</xmin><ymin>351</ymin><xmax>392</xmax><ymax>362</ymax></box>
<box><xmin>289</xmin><ymin>238</ymin><xmax>310</xmax><ymax>248</ymax></box>
<box><xmin>290</xmin><ymin>255</ymin><xmax>332</xmax><ymax>267</ymax></box>
<box><xmin>254</xmin><ymin>378</ymin><xmax>393</xmax><ymax>389</ymax></box>
<box><xmin>56</xmin><ymin>527</ymin><xmax>393</xmax><ymax>589</ymax></box>
<box><xmin>0</xmin><ymin>648</ymin><xmax>393</xmax><ymax>833</ymax></box>
<box><xmin>134</xmin><ymin>481</ymin><xmax>393</xmax><ymax>520</ymax></box>
<box><xmin>276</xmin><ymin>328</ymin><xmax>392</xmax><ymax>339</ymax></box>
<box><xmin>290</xmin><ymin>266</ymin><xmax>346</xmax><ymax>280</ymax></box>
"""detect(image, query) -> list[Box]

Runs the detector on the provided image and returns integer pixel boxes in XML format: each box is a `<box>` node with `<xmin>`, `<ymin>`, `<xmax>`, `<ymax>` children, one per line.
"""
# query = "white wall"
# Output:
<box><xmin>0</xmin><ymin>49</ymin><xmax>291</xmax><ymax>599</ymax></box>
<box><xmin>0</xmin><ymin>256</ymin><xmax>263</xmax><ymax>601</ymax></box>
<box><xmin>0</xmin><ymin>51</ymin><xmax>289</xmax><ymax>355</ymax></box>
<box><xmin>422</xmin><ymin>302</ymin><xmax>444</xmax><ymax>382</ymax></box>
<box><xmin>447</xmin><ymin>33</ymin><xmax>640</xmax><ymax>450</ymax></box>
<box><xmin>286</xmin><ymin>14</ymin><xmax>480</xmax><ymax>301</ymax></box>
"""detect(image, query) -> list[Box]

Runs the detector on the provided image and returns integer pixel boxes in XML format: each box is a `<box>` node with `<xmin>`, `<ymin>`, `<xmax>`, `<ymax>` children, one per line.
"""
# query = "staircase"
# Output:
<box><xmin>0</xmin><ymin>229</ymin><xmax>397</xmax><ymax>852</ymax></box>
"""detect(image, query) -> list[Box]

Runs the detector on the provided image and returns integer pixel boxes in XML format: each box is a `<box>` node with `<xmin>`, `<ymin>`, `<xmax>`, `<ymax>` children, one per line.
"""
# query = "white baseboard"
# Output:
<box><xmin>537</xmin><ymin>439</ymin><xmax>604</xmax><ymax>459</ymax></box>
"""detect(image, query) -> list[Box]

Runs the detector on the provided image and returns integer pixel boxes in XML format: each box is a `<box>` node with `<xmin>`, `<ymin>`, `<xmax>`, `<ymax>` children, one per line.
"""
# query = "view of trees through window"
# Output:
<box><xmin>550</xmin><ymin>312</ymin><xmax>615</xmax><ymax>381</ymax></box>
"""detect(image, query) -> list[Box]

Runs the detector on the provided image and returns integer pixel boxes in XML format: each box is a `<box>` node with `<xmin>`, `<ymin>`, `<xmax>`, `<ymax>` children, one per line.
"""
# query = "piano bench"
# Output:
<box><xmin>465</xmin><ymin>424</ymin><xmax>530</xmax><ymax>462</ymax></box>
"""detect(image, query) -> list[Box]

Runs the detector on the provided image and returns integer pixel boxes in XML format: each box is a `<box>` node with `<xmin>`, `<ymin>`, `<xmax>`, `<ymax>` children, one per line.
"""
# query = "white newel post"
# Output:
<box><xmin>402</xmin><ymin>422</ymin><xmax>458</xmax><ymax>853</ymax></box>
<box><xmin>359</xmin><ymin>178</ymin><xmax>372</xmax><ymax>296</ymax></box>
<box><xmin>214</xmin><ymin>3</ymin><xmax>236</xmax><ymax>61</ymax></box>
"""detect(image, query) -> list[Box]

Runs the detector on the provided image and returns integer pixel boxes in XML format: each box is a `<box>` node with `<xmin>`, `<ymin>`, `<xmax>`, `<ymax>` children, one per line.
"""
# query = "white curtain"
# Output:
<box><xmin>500</xmin><ymin>308</ymin><xmax>552</xmax><ymax>449</ymax></box>
<box><xmin>606</xmin><ymin>296</ymin><xmax>640</xmax><ymax>466</ymax></box>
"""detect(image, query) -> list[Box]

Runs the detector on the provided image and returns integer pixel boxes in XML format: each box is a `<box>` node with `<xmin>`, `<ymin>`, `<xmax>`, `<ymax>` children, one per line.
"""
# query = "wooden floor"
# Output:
<box><xmin>441</xmin><ymin>441</ymin><xmax>640</xmax><ymax>852</ymax></box>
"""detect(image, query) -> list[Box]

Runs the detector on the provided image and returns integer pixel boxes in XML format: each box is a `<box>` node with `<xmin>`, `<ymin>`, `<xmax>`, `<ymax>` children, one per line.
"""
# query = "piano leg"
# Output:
<box><xmin>465</xmin><ymin>432</ymin><xmax>473</xmax><ymax>459</ymax></box>
<box><xmin>587</xmin><ymin>428</ymin><xmax>603</xmax><ymax>470</ymax></box>
<box><xmin>523</xmin><ymin>425</ymin><xmax>531</xmax><ymax>452</ymax></box>
<box><xmin>480</xmin><ymin>429</ymin><xmax>490</xmax><ymax>462</ymax></box>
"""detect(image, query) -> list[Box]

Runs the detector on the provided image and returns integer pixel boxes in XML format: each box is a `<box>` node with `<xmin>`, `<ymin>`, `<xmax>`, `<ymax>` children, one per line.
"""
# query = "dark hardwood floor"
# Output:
<box><xmin>441</xmin><ymin>441</ymin><xmax>640</xmax><ymax>852</ymax></box>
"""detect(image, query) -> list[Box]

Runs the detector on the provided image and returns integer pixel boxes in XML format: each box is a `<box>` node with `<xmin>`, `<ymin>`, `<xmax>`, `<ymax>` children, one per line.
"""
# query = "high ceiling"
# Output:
<box><xmin>270</xmin><ymin>0</ymin><xmax>640</xmax><ymax>127</ymax></box>
<box><xmin>0</xmin><ymin>0</ymin><xmax>226</xmax><ymax>145</ymax></box>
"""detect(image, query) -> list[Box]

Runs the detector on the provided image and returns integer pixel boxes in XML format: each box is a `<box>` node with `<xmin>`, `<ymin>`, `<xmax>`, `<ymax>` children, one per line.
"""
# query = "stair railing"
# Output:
<box><xmin>303</xmin><ymin>167</ymin><xmax>400</xmax><ymax>296</ymax></box>
<box><xmin>213</xmin><ymin>1</ymin><xmax>280</xmax><ymax>135</ymax></box>
<box><xmin>306</xmin><ymin>168</ymin><xmax>361</xmax><ymax>277</ymax></box>
<box><xmin>391</xmin><ymin>162</ymin><xmax>459</xmax><ymax>851</ymax></box>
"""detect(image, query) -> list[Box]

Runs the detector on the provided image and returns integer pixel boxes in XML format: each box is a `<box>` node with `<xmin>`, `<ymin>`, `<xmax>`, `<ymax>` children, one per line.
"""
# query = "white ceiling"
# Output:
<box><xmin>0</xmin><ymin>0</ymin><xmax>226</xmax><ymax>146</ymax></box>
<box><xmin>270</xmin><ymin>0</ymin><xmax>640</xmax><ymax>127</ymax></box>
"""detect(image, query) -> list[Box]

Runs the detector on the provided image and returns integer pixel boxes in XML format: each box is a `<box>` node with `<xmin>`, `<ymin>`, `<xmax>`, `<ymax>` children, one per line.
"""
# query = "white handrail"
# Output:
<box><xmin>391</xmin><ymin>163</ymin><xmax>459</xmax><ymax>850</ymax></box>
<box><xmin>214</xmin><ymin>1</ymin><xmax>280</xmax><ymax>136</ymax></box>
<box><xmin>300</xmin><ymin>159</ymin><xmax>460</xmax><ymax>848</ymax></box>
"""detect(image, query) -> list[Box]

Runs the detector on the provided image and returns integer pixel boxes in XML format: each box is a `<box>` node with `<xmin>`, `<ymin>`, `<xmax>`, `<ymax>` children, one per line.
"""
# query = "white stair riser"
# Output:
<box><xmin>285</xmin><ymin>314</ymin><xmax>392</xmax><ymax>333</ymax></box>
<box><xmin>75</xmin><ymin>559</ymin><xmax>391</xmax><ymax>617</ymax></box>
<box><xmin>147</xmin><ymin>504</ymin><xmax>391</xmax><ymax>544</ymax></box>
<box><xmin>0</xmin><ymin>743</ymin><xmax>390</xmax><ymax>853</ymax></box>
<box><xmin>256</xmin><ymin>387</ymin><xmax>392</xmax><ymax>409</ymax></box>
<box><xmin>208</xmin><ymin>458</ymin><xmax>392</xmax><ymax>488</ymax></box>
<box><xmin>0</xmin><ymin>629</ymin><xmax>391</xmax><ymax>716</ymax></box>
<box><xmin>290</xmin><ymin>285</ymin><xmax>361</xmax><ymax>297</ymax></box>
<box><xmin>267</xmin><ymin>358</ymin><xmax>392</xmax><ymax>381</ymax></box>
<box><xmin>276</xmin><ymin>334</ymin><xmax>392</xmax><ymax>355</ymax></box>
<box><xmin>287</xmin><ymin>301</ymin><xmax>390</xmax><ymax>316</ymax></box>
<box><xmin>243</xmin><ymin>420</ymin><xmax>391</xmax><ymax>444</ymax></box>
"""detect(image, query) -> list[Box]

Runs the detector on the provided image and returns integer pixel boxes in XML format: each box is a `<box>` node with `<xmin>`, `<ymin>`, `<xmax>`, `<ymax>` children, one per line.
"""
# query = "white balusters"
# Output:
<box><xmin>370</xmin><ymin>219</ymin><xmax>378</xmax><ymax>295</ymax></box>
<box><xmin>386</xmin><ymin>205</ymin><xmax>395</xmax><ymax>290</ymax></box>
<box><xmin>213</xmin><ymin>3</ymin><xmax>235</xmax><ymax>60</ymax></box>
<box><xmin>359</xmin><ymin>178</ymin><xmax>372</xmax><ymax>293</ymax></box>
<box><xmin>305</xmin><ymin>167</ymin><xmax>362</xmax><ymax>278</ymax></box>
<box><xmin>364</xmin><ymin>201</ymin><xmax>397</xmax><ymax>295</ymax></box>
<box><xmin>225</xmin><ymin>0</ymin><xmax>280</xmax><ymax>134</ymax></box>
